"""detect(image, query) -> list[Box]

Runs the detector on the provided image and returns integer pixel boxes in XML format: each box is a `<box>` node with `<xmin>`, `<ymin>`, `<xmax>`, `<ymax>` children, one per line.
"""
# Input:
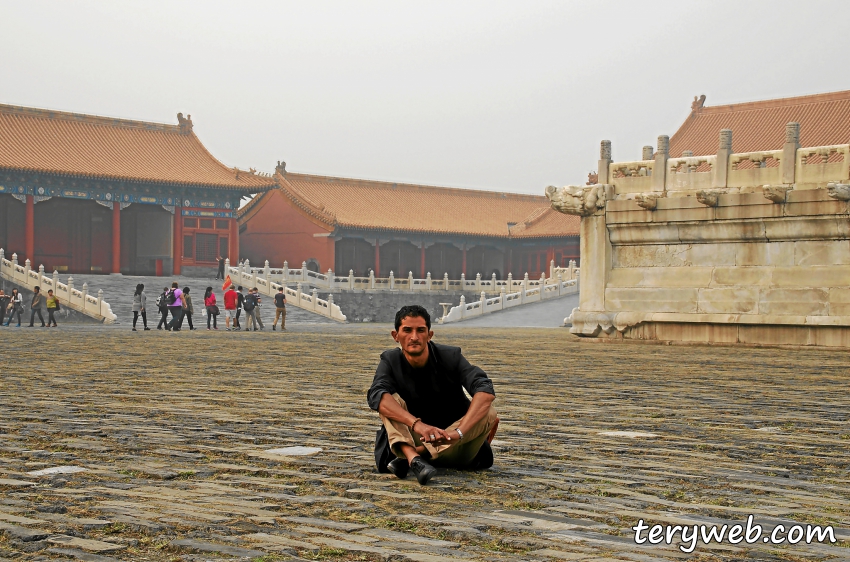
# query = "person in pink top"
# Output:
<box><xmin>166</xmin><ymin>282</ymin><xmax>186</xmax><ymax>331</ymax></box>
<box><xmin>204</xmin><ymin>286</ymin><xmax>219</xmax><ymax>330</ymax></box>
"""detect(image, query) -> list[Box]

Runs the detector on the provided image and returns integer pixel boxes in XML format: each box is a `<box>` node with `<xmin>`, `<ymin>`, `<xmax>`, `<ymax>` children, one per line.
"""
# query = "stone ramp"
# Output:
<box><xmin>64</xmin><ymin>274</ymin><xmax>337</xmax><ymax>326</ymax></box>
<box><xmin>443</xmin><ymin>292</ymin><xmax>579</xmax><ymax>328</ymax></box>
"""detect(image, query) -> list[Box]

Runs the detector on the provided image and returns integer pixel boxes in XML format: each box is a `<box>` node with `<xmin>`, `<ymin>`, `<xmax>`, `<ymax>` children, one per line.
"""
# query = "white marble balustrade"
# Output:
<box><xmin>0</xmin><ymin>249</ymin><xmax>118</xmax><ymax>323</ymax></box>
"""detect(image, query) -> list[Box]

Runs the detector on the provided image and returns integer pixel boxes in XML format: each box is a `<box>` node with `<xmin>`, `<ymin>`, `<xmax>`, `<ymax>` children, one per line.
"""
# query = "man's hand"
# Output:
<box><xmin>413</xmin><ymin>421</ymin><xmax>453</xmax><ymax>445</ymax></box>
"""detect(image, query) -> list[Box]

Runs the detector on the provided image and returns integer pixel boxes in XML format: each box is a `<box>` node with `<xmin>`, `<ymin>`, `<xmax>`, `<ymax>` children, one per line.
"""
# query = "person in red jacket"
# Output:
<box><xmin>223</xmin><ymin>284</ymin><xmax>239</xmax><ymax>331</ymax></box>
<box><xmin>204</xmin><ymin>286</ymin><xmax>219</xmax><ymax>330</ymax></box>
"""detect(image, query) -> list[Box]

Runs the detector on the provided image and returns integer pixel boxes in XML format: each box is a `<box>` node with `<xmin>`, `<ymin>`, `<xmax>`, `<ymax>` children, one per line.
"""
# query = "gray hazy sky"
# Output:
<box><xmin>2</xmin><ymin>1</ymin><xmax>848</xmax><ymax>195</ymax></box>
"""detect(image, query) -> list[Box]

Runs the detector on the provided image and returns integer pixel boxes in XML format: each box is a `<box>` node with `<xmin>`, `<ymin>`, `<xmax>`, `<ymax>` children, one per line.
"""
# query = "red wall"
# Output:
<box><xmin>240</xmin><ymin>191</ymin><xmax>335</xmax><ymax>272</ymax></box>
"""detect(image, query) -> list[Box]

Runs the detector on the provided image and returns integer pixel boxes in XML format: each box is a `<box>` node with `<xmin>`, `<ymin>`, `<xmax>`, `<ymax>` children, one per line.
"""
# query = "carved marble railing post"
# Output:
<box><xmin>349</xmin><ymin>269</ymin><xmax>354</xmax><ymax>290</ymax></box>
<box><xmin>67</xmin><ymin>276</ymin><xmax>74</xmax><ymax>295</ymax></box>
<box><xmin>783</xmin><ymin>122</ymin><xmax>801</xmax><ymax>185</ymax></box>
<box><xmin>97</xmin><ymin>289</ymin><xmax>104</xmax><ymax>314</ymax></box>
<box><xmin>81</xmin><ymin>283</ymin><xmax>88</xmax><ymax>311</ymax></box>
<box><xmin>302</xmin><ymin>261</ymin><xmax>308</xmax><ymax>283</ymax></box>
<box><xmin>569</xmin><ymin>259</ymin><xmax>576</xmax><ymax>280</ymax></box>
<box><xmin>653</xmin><ymin>135</ymin><xmax>669</xmax><ymax>191</ymax></box>
<box><xmin>713</xmin><ymin>129</ymin><xmax>732</xmax><ymax>188</ymax></box>
<box><xmin>598</xmin><ymin>140</ymin><xmax>612</xmax><ymax>184</ymax></box>
<box><xmin>225</xmin><ymin>258</ymin><xmax>231</xmax><ymax>276</ymax></box>
<box><xmin>408</xmin><ymin>271</ymin><xmax>414</xmax><ymax>289</ymax></box>
<box><xmin>52</xmin><ymin>269</ymin><xmax>59</xmax><ymax>290</ymax></box>
<box><xmin>642</xmin><ymin>145</ymin><xmax>654</xmax><ymax>161</ymax></box>
<box><xmin>557</xmin><ymin>273</ymin><xmax>563</xmax><ymax>296</ymax></box>
<box><xmin>0</xmin><ymin>249</ymin><xmax>4</xmax><ymax>274</ymax></box>
<box><xmin>475</xmin><ymin>273</ymin><xmax>481</xmax><ymax>292</ymax></box>
<box><xmin>296</xmin><ymin>282</ymin><xmax>302</xmax><ymax>305</ymax></box>
<box><xmin>264</xmin><ymin>260</ymin><xmax>271</xmax><ymax>284</ymax></box>
<box><xmin>327</xmin><ymin>293</ymin><xmax>334</xmax><ymax>315</ymax></box>
<box><xmin>311</xmin><ymin>288</ymin><xmax>318</xmax><ymax>311</ymax></box>
<box><xmin>12</xmin><ymin>253</ymin><xmax>18</xmax><ymax>268</ymax></box>
<box><xmin>499</xmin><ymin>284</ymin><xmax>506</xmax><ymax>310</ymax></box>
<box><xmin>481</xmin><ymin>291</ymin><xmax>487</xmax><ymax>313</ymax></box>
<box><xmin>389</xmin><ymin>271</ymin><xmax>395</xmax><ymax>290</ymax></box>
<box><xmin>369</xmin><ymin>269</ymin><xmax>375</xmax><ymax>289</ymax></box>
<box><xmin>37</xmin><ymin>264</ymin><xmax>44</xmax><ymax>288</ymax></box>
<box><xmin>540</xmin><ymin>272</ymin><xmax>546</xmax><ymax>296</ymax></box>
<box><xmin>522</xmin><ymin>272</ymin><xmax>529</xmax><ymax>292</ymax></box>
<box><xmin>458</xmin><ymin>295</ymin><xmax>465</xmax><ymax>319</ymax></box>
<box><xmin>282</xmin><ymin>260</ymin><xmax>289</xmax><ymax>283</ymax></box>
<box><xmin>25</xmin><ymin>259</ymin><xmax>31</xmax><ymax>272</ymax></box>
<box><xmin>507</xmin><ymin>272</ymin><xmax>513</xmax><ymax>290</ymax></box>
<box><xmin>327</xmin><ymin>269</ymin><xmax>334</xmax><ymax>290</ymax></box>
<box><xmin>426</xmin><ymin>272</ymin><xmax>432</xmax><ymax>290</ymax></box>
<box><xmin>443</xmin><ymin>273</ymin><xmax>449</xmax><ymax>291</ymax></box>
<box><xmin>491</xmin><ymin>272</ymin><xmax>497</xmax><ymax>288</ymax></box>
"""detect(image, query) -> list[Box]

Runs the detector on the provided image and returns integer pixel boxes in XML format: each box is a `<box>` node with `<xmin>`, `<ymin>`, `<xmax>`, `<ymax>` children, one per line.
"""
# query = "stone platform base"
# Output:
<box><xmin>614</xmin><ymin>322</ymin><xmax>850</xmax><ymax>347</ymax></box>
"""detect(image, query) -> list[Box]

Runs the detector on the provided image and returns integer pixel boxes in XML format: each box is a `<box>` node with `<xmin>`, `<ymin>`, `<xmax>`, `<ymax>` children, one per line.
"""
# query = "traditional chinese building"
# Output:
<box><xmin>239</xmin><ymin>169</ymin><xmax>580</xmax><ymax>280</ymax></box>
<box><xmin>0</xmin><ymin>104</ymin><xmax>276</xmax><ymax>275</ymax></box>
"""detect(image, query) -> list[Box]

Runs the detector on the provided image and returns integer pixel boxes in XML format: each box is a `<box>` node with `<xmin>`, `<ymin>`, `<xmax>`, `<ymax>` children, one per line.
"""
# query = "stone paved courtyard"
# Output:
<box><xmin>0</xmin><ymin>325</ymin><xmax>849</xmax><ymax>561</ymax></box>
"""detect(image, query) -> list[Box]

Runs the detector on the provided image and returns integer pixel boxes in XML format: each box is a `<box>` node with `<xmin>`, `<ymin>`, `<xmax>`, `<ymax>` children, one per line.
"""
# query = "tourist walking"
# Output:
<box><xmin>4</xmin><ymin>289</ymin><xmax>22</xmax><ymax>327</ymax></box>
<box><xmin>272</xmin><ymin>286</ymin><xmax>286</xmax><ymax>331</ymax></box>
<box><xmin>45</xmin><ymin>290</ymin><xmax>60</xmax><ymax>327</ymax></box>
<box><xmin>132</xmin><ymin>283</ymin><xmax>149</xmax><ymax>331</ymax></box>
<box><xmin>234</xmin><ymin>286</ymin><xmax>246</xmax><ymax>330</ymax></box>
<box><xmin>223</xmin><ymin>284</ymin><xmax>238</xmax><ymax>330</ymax></box>
<box><xmin>29</xmin><ymin>286</ymin><xmax>46</xmax><ymax>327</ymax></box>
<box><xmin>244</xmin><ymin>287</ymin><xmax>263</xmax><ymax>331</ymax></box>
<box><xmin>215</xmin><ymin>256</ymin><xmax>226</xmax><ymax>280</ymax></box>
<box><xmin>204</xmin><ymin>286</ymin><xmax>219</xmax><ymax>330</ymax></box>
<box><xmin>183</xmin><ymin>287</ymin><xmax>196</xmax><ymax>330</ymax></box>
<box><xmin>156</xmin><ymin>287</ymin><xmax>170</xmax><ymax>329</ymax></box>
<box><xmin>0</xmin><ymin>289</ymin><xmax>9</xmax><ymax>326</ymax></box>
<box><xmin>165</xmin><ymin>282</ymin><xmax>186</xmax><ymax>331</ymax></box>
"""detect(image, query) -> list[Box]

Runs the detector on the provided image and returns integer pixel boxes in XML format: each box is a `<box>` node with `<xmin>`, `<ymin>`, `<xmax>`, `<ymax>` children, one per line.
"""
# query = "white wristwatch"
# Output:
<box><xmin>455</xmin><ymin>428</ymin><xmax>464</xmax><ymax>439</ymax></box>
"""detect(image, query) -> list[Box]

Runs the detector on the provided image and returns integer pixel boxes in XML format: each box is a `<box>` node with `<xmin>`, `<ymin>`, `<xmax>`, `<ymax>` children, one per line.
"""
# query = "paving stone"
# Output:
<box><xmin>45</xmin><ymin>535</ymin><xmax>125</xmax><ymax>553</ymax></box>
<box><xmin>46</xmin><ymin>547</ymin><xmax>120</xmax><ymax>561</ymax></box>
<box><xmin>281</xmin><ymin>516</ymin><xmax>367</xmax><ymax>531</ymax></box>
<box><xmin>0</xmin><ymin>521</ymin><xmax>50</xmax><ymax>541</ymax></box>
<box><xmin>169</xmin><ymin>538</ymin><xmax>266</xmax><ymax>558</ymax></box>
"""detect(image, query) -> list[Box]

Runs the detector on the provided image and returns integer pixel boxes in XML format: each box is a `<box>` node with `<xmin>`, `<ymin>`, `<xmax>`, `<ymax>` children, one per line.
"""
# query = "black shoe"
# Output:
<box><xmin>143</xmin><ymin>327</ymin><xmax>150</xmax><ymax>330</ymax></box>
<box><xmin>468</xmin><ymin>441</ymin><xmax>494</xmax><ymax>471</ymax></box>
<box><xmin>387</xmin><ymin>458</ymin><xmax>409</xmax><ymax>479</ymax></box>
<box><xmin>272</xmin><ymin>325</ymin><xmax>276</xmax><ymax>330</ymax></box>
<box><xmin>132</xmin><ymin>328</ymin><xmax>137</xmax><ymax>331</ymax></box>
<box><xmin>409</xmin><ymin>456</ymin><xmax>437</xmax><ymax>485</ymax></box>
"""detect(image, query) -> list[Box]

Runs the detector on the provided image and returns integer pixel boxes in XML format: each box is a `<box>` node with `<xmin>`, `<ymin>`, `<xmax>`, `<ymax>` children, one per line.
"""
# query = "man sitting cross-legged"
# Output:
<box><xmin>367</xmin><ymin>305</ymin><xmax>499</xmax><ymax>485</ymax></box>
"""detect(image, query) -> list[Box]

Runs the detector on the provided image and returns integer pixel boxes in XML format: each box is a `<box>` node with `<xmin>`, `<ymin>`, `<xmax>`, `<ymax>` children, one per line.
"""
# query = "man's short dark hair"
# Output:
<box><xmin>395</xmin><ymin>305</ymin><xmax>431</xmax><ymax>331</ymax></box>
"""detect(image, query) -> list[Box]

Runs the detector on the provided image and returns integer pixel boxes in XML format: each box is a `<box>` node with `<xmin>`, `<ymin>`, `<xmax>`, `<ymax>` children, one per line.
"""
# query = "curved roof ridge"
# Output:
<box><xmin>285</xmin><ymin>172</ymin><xmax>546</xmax><ymax>202</ymax></box>
<box><xmin>278</xmin><ymin>174</ymin><xmax>336</xmax><ymax>225</ymax></box>
<box><xmin>699</xmin><ymin>89</ymin><xmax>850</xmax><ymax>114</ymax></box>
<box><xmin>0</xmin><ymin>102</ymin><xmax>182</xmax><ymax>133</ymax></box>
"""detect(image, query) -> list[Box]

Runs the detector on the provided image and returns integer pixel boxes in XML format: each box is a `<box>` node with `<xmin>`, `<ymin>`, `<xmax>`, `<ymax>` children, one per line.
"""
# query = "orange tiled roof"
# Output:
<box><xmin>0</xmin><ymin>103</ymin><xmax>277</xmax><ymax>191</ymax></box>
<box><xmin>669</xmin><ymin>90</ymin><xmax>850</xmax><ymax>157</ymax></box>
<box><xmin>242</xmin><ymin>172</ymin><xmax>579</xmax><ymax>239</ymax></box>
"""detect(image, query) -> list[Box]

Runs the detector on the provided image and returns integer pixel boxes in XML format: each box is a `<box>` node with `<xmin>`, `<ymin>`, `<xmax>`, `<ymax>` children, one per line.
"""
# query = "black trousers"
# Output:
<box><xmin>0</xmin><ymin>308</ymin><xmax>5</xmax><ymax>326</ymax></box>
<box><xmin>47</xmin><ymin>309</ymin><xmax>57</xmax><ymax>326</ymax></box>
<box><xmin>133</xmin><ymin>310</ymin><xmax>147</xmax><ymax>328</ymax></box>
<box><xmin>29</xmin><ymin>308</ymin><xmax>45</xmax><ymax>326</ymax></box>
<box><xmin>157</xmin><ymin>309</ymin><xmax>169</xmax><ymax>329</ymax></box>
<box><xmin>167</xmin><ymin>307</ymin><xmax>183</xmax><ymax>330</ymax></box>
<box><xmin>234</xmin><ymin>308</ymin><xmax>242</xmax><ymax>328</ymax></box>
<box><xmin>216</xmin><ymin>266</ymin><xmax>225</xmax><ymax>279</ymax></box>
<box><xmin>183</xmin><ymin>311</ymin><xmax>194</xmax><ymax>330</ymax></box>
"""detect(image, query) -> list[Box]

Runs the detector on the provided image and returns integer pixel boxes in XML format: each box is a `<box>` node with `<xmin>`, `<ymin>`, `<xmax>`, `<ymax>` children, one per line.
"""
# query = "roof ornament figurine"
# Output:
<box><xmin>691</xmin><ymin>95</ymin><xmax>706</xmax><ymax>112</ymax></box>
<box><xmin>176</xmin><ymin>112</ymin><xmax>193</xmax><ymax>132</ymax></box>
<box><xmin>586</xmin><ymin>172</ymin><xmax>598</xmax><ymax>185</ymax></box>
<box><xmin>276</xmin><ymin>160</ymin><xmax>287</xmax><ymax>175</ymax></box>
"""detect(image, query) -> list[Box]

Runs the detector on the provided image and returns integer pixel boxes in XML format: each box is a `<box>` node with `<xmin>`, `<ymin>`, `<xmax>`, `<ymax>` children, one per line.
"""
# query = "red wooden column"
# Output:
<box><xmin>229</xmin><ymin>217</ymin><xmax>239</xmax><ymax>263</ymax></box>
<box><xmin>25</xmin><ymin>195</ymin><xmax>34</xmax><ymax>262</ymax></box>
<box><xmin>374</xmin><ymin>240</ymin><xmax>380</xmax><ymax>276</ymax></box>
<box><xmin>420</xmin><ymin>244</ymin><xmax>426</xmax><ymax>278</ymax></box>
<box><xmin>173</xmin><ymin>209</ymin><xmax>182</xmax><ymax>275</ymax></box>
<box><xmin>111</xmin><ymin>203</ymin><xmax>121</xmax><ymax>274</ymax></box>
<box><xmin>461</xmin><ymin>244</ymin><xmax>467</xmax><ymax>276</ymax></box>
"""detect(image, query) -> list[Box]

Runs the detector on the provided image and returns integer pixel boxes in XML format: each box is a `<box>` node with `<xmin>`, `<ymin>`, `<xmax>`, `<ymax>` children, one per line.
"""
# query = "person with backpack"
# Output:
<box><xmin>4</xmin><ymin>288</ymin><xmax>23</xmax><ymax>327</ymax></box>
<box><xmin>45</xmin><ymin>290</ymin><xmax>60</xmax><ymax>327</ymax></box>
<box><xmin>243</xmin><ymin>287</ymin><xmax>263</xmax><ymax>331</ymax></box>
<box><xmin>204</xmin><ymin>286</ymin><xmax>219</xmax><ymax>330</ymax></box>
<box><xmin>182</xmin><ymin>287</ymin><xmax>196</xmax><ymax>330</ymax></box>
<box><xmin>156</xmin><ymin>287</ymin><xmax>170</xmax><ymax>330</ymax></box>
<box><xmin>165</xmin><ymin>282</ymin><xmax>186</xmax><ymax>331</ymax></box>
<box><xmin>28</xmin><ymin>286</ymin><xmax>46</xmax><ymax>327</ymax></box>
<box><xmin>132</xmin><ymin>283</ymin><xmax>149</xmax><ymax>331</ymax></box>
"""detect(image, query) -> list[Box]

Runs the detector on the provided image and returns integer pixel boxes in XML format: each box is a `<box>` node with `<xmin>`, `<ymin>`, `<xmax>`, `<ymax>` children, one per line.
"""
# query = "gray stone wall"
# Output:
<box><xmin>326</xmin><ymin>290</ymin><xmax>484</xmax><ymax>323</ymax></box>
